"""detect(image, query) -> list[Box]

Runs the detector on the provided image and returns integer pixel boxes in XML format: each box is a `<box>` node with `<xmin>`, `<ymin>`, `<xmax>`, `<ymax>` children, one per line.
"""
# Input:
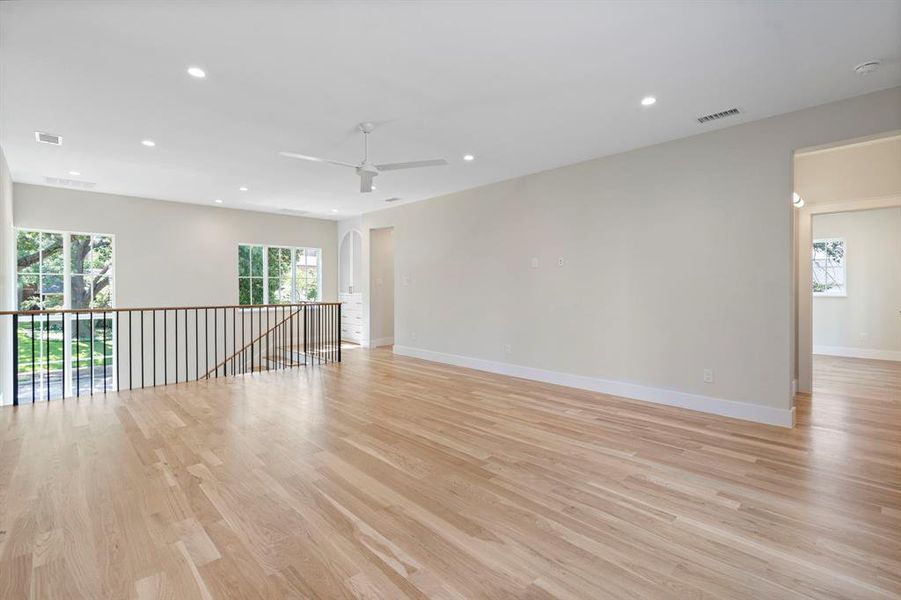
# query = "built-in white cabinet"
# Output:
<box><xmin>339</xmin><ymin>231</ymin><xmax>363</xmax><ymax>343</ymax></box>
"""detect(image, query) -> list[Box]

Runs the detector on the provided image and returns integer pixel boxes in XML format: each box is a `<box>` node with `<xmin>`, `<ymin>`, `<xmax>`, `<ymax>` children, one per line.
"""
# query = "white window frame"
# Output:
<box><xmin>13</xmin><ymin>227</ymin><xmax>117</xmax><ymax>397</ymax></box>
<box><xmin>237</xmin><ymin>243</ymin><xmax>322</xmax><ymax>305</ymax></box>
<box><xmin>812</xmin><ymin>237</ymin><xmax>847</xmax><ymax>298</ymax></box>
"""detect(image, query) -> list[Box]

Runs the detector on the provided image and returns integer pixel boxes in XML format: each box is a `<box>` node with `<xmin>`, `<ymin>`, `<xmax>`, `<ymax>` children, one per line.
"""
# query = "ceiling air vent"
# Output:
<box><xmin>44</xmin><ymin>176</ymin><xmax>96</xmax><ymax>190</ymax></box>
<box><xmin>697</xmin><ymin>108</ymin><xmax>740</xmax><ymax>124</ymax></box>
<box><xmin>279</xmin><ymin>208</ymin><xmax>309</xmax><ymax>216</ymax></box>
<box><xmin>34</xmin><ymin>131</ymin><xmax>63</xmax><ymax>145</ymax></box>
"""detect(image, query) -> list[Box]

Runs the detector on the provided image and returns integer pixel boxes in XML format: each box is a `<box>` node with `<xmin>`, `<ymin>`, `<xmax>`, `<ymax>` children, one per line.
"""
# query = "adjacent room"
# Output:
<box><xmin>1</xmin><ymin>1</ymin><xmax>900</xmax><ymax>598</ymax></box>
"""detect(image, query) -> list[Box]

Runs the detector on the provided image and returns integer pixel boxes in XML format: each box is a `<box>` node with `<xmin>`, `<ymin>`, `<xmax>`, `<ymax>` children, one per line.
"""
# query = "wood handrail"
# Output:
<box><xmin>0</xmin><ymin>301</ymin><xmax>340</xmax><ymax>317</ymax></box>
<box><xmin>202</xmin><ymin>306</ymin><xmax>304</xmax><ymax>378</ymax></box>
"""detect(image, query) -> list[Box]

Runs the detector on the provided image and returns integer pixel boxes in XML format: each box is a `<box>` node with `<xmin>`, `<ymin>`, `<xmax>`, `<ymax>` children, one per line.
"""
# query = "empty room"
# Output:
<box><xmin>1</xmin><ymin>1</ymin><xmax>900</xmax><ymax>598</ymax></box>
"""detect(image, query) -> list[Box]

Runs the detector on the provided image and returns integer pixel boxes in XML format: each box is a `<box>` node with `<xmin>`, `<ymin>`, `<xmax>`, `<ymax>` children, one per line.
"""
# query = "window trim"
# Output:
<box><xmin>15</xmin><ymin>227</ymin><xmax>117</xmax><ymax>310</ymax></box>
<box><xmin>237</xmin><ymin>243</ymin><xmax>322</xmax><ymax>305</ymax></box>
<box><xmin>812</xmin><ymin>237</ymin><xmax>847</xmax><ymax>298</ymax></box>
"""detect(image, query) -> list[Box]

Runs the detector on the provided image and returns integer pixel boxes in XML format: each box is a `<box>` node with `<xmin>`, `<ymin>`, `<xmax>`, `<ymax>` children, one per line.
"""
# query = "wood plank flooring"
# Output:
<box><xmin>1</xmin><ymin>350</ymin><xmax>899</xmax><ymax>599</ymax></box>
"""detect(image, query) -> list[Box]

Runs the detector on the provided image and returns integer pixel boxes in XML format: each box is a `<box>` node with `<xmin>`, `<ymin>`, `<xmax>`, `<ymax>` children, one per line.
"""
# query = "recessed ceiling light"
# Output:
<box><xmin>854</xmin><ymin>60</ymin><xmax>880</xmax><ymax>75</ymax></box>
<box><xmin>141</xmin><ymin>139</ymin><xmax>156</xmax><ymax>147</ymax></box>
<box><xmin>68</xmin><ymin>170</ymin><xmax>80</xmax><ymax>176</ymax></box>
<box><xmin>792</xmin><ymin>193</ymin><xmax>805</xmax><ymax>208</ymax></box>
<box><xmin>463</xmin><ymin>154</ymin><xmax>474</xmax><ymax>161</ymax></box>
<box><xmin>641</xmin><ymin>96</ymin><xmax>657</xmax><ymax>106</ymax></box>
<box><xmin>371</xmin><ymin>185</ymin><xmax>377</xmax><ymax>190</ymax></box>
<box><xmin>331</xmin><ymin>209</ymin><xmax>339</xmax><ymax>213</ymax></box>
<box><xmin>214</xmin><ymin>199</ymin><xmax>223</xmax><ymax>204</ymax></box>
<box><xmin>239</xmin><ymin>186</ymin><xmax>248</xmax><ymax>191</ymax></box>
<box><xmin>187</xmin><ymin>66</ymin><xmax>206</xmax><ymax>78</ymax></box>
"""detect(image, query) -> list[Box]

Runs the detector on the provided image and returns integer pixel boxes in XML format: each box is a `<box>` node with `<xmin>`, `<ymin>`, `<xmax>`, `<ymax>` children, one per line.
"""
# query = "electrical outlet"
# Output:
<box><xmin>703</xmin><ymin>369</ymin><xmax>714</xmax><ymax>383</ymax></box>
<box><xmin>402</xmin><ymin>274</ymin><xmax>411</xmax><ymax>286</ymax></box>
<box><xmin>375</xmin><ymin>277</ymin><xmax>384</xmax><ymax>286</ymax></box>
<box><xmin>557</xmin><ymin>257</ymin><xmax>565</xmax><ymax>266</ymax></box>
<box><xmin>530</xmin><ymin>257</ymin><xmax>539</xmax><ymax>269</ymax></box>
<box><xmin>504</xmin><ymin>344</ymin><xmax>512</xmax><ymax>355</ymax></box>
<box><xmin>410</xmin><ymin>331</ymin><xmax>417</xmax><ymax>341</ymax></box>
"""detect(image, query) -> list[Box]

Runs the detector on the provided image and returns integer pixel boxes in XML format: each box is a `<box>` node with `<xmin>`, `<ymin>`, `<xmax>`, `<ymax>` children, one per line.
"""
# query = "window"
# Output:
<box><xmin>14</xmin><ymin>229</ymin><xmax>115</xmax><ymax>399</ymax></box>
<box><xmin>16</xmin><ymin>229</ymin><xmax>114</xmax><ymax>309</ymax></box>
<box><xmin>812</xmin><ymin>238</ymin><xmax>846</xmax><ymax>297</ymax></box>
<box><xmin>238</xmin><ymin>244</ymin><xmax>320</xmax><ymax>304</ymax></box>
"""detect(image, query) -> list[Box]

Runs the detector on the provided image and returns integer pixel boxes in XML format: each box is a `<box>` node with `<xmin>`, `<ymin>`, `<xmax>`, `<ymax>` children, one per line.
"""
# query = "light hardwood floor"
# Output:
<box><xmin>1</xmin><ymin>350</ymin><xmax>899</xmax><ymax>599</ymax></box>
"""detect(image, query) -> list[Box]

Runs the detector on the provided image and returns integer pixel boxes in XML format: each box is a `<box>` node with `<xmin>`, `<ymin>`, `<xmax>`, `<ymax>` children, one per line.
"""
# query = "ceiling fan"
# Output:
<box><xmin>280</xmin><ymin>122</ymin><xmax>448</xmax><ymax>193</ymax></box>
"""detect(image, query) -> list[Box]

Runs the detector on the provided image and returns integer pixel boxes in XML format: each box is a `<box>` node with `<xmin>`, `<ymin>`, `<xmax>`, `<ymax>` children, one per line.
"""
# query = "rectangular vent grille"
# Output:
<box><xmin>384</xmin><ymin>197</ymin><xmax>402</xmax><ymax>203</ymax></box>
<box><xmin>697</xmin><ymin>108</ymin><xmax>740</xmax><ymax>124</ymax></box>
<box><xmin>34</xmin><ymin>131</ymin><xmax>63</xmax><ymax>145</ymax></box>
<box><xmin>279</xmin><ymin>208</ymin><xmax>309</xmax><ymax>216</ymax></box>
<box><xmin>44</xmin><ymin>176</ymin><xmax>96</xmax><ymax>189</ymax></box>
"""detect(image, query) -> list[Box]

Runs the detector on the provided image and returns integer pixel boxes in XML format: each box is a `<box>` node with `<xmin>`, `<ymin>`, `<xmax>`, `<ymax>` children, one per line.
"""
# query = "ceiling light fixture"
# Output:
<box><xmin>239</xmin><ymin>186</ymin><xmax>248</xmax><ymax>191</ymax></box>
<box><xmin>187</xmin><ymin>66</ymin><xmax>206</xmax><ymax>78</ymax></box>
<box><xmin>141</xmin><ymin>139</ymin><xmax>156</xmax><ymax>147</ymax></box>
<box><xmin>68</xmin><ymin>170</ymin><xmax>81</xmax><ymax>176</ymax></box>
<box><xmin>463</xmin><ymin>154</ymin><xmax>474</xmax><ymax>161</ymax></box>
<box><xmin>792</xmin><ymin>193</ymin><xmax>805</xmax><ymax>208</ymax></box>
<box><xmin>332</xmin><ymin>209</ymin><xmax>339</xmax><ymax>213</ymax></box>
<box><xmin>641</xmin><ymin>96</ymin><xmax>657</xmax><ymax>106</ymax></box>
<box><xmin>214</xmin><ymin>199</ymin><xmax>223</xmax><ymax>204</ymax></box>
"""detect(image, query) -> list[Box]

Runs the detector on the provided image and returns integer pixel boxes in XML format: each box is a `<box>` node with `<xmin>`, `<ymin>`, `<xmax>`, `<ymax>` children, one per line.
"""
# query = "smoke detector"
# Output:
<box><xmin>34</xmin><ymin>131</ymin><xmax>63</xmax><ymax>145</ymax></box>
<box><xmin>854</xmin><ymin>60</ymin><xmax>880</xmax><ymax>75</ymax></box>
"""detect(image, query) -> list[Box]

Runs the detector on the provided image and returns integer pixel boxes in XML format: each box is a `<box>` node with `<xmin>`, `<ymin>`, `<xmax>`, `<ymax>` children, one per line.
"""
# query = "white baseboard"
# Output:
<box><xmin>369</xmin><ymin>336</ymin><xmax>394</xmax><ymax>348</ymax></box>
<box><xmin>814</xmin><ymin>345</ymin><xmax>901</xmax><ymax>362</ymax></box>
<box><xmin>393</xmin><ymin>345</ymin><xmax>794</xmax><ymax>428</ymax></box>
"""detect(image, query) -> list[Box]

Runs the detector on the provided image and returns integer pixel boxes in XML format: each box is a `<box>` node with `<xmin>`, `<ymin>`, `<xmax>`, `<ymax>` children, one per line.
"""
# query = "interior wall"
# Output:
<box><xmin>12</xmin><ymin>184</ymin><xmax>338</xmax><ymax>307</ymax></box>
<box><xmin>812</xmin><ymin>207</ymin><xmax>901</xmax><ymax>360</ymax></box>
<box><xmin>352</xmin><ymin>87</ymin><xmax>901</xmax><ymax>427</ymax></box>
<box><xmin>369</xmin><ymin>227</ymin><xmax>394</xmax><ymax>346</ymax></box>
<box><xmin>0</xmin><ymin>148</ymin><xmax>14</xmax><ymax>404</ymax></box>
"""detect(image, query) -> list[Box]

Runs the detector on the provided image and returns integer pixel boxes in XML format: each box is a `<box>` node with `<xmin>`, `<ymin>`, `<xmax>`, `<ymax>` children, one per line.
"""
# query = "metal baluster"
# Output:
<box><xmin>204</xmin><ymin>308</ymin><xmax>209</xmax><ymax>379</ymax></box>
<box><xmin>241</xmin><ymin>306</ymin><xmax>246</xmax><ymax>374</ymax></box>
<box><xmin>214</xmin><ymin>307</ymin><xmax>218</xmax><ymax>378</ymax></box>
<box><xmin>89</xmin><ymin>311</ymin><xmax>94</xmax><ymax>396</ymax></box>
<box><xmin>103</xmin><ymin>311</ymin><xmax>108</xmax><ymax>393</ymax></box>
<box><xmin>76</xmin><ymin>313</ymin><xmax>81</xmax><ymax>396</ymax></box>
<box><xmin>303</xmin><ymin>305</ymin><xmax>307</xmax><ymax>366</ymax></box>
<box><xmin>45</xmin><ymin>312</ymin><xmax>50</xmax><ymax>400</ymax></box>
<box><xmin>174</xmin><ymin>309</ymin><xmax>178</xmax><ymax>383</ymax></box>
<box><xmin>62</xmin><ymin>311</ymin><xmax>67</xmax><ymax>396</ymax></box>
<box><xmin>31</xmin><ymin>315</ymin><xmax>36</xmax><ymax>402</ymax></box>
<box><xmin>185</xmin><ymin>309</ymin><xmax>189</xmax><ymax>382</ymax></box>
<box><xmin>12</xmin><ymin>314</ymin><xmax>18</xmax><ymax>406</ymax></box>
<box><xmin>115</xmin><ymin>311</ymin><xmax>119</xmax><ymax>392</ymax></box>
<box><xmin>128</xmin><ymin>311</ymin><xmax>133</xmax><ymax>390</ymax></box>
<box><xmin>195</xmin><ymin>309</ymin><xmax>199</xmax><ymax>382</ymax></box>
<box><xmin>338</xmin><ymin>302</ymin><xmax>342</xmax><ymax>363</ymax></box>
<box><xmin>141</xmin><ymin>310</ymin><xmax>145</xmax><ymax>389</ymax></box>
<box><xmin>232</xmin><ymin>307</ymin><xmax>236</xmax><ymax>375</ymax></box>
<box><xmin>163</xmin><ymin>309</ymin><xmax>167</xmax><ymax>386</ymax></box>
<box><xmin>152</xmin><ymin>310</ymin><xmax>157</xmax><ymax>386</ymax></box>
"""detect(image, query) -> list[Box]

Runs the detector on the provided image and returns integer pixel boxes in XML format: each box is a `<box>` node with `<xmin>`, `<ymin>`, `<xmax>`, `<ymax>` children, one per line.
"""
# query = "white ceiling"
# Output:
<box><xmin>1</xmin><ymin>1</ymin><xmax>900</xmax><ymax>219</ymax></box>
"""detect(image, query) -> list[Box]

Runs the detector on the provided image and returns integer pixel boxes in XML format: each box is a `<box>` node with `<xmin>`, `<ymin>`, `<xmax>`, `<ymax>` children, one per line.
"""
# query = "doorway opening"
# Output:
<box><xmin>369</xmin><ymin>227</ymin><xmax>395</xmax><ymax>348</ymax></box>
<box><xmin>794</xmin><ymin>133</ymin><xmax>901</xmax><ymax>421</ymax></box>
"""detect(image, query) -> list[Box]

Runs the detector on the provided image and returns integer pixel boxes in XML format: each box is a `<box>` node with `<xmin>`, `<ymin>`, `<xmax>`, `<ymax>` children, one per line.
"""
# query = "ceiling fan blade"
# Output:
<box><xmin>375</xmin><ymin>158</ymin><xmax>448</xmax><ymax>171</ymax></box>
<box><xmin>279</xmin><ymin>152</ymin><xmax>357</xmax><ymax>168</ymax></box>
<box><xmin>359</xmin><ymin>171</ymin><xmax>376</xmax><ymax>193</ymax></box>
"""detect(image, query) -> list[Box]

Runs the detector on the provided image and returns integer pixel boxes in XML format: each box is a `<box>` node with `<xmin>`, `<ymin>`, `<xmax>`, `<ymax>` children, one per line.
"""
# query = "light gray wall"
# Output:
<box><xmin>348</xmin><ymin>87</ymin><xmax>901</xmax><ymax>424</ymax></box>
<box><xmin>0</xmin><ymin>148</ymin><xmax>13</xmax><ymax>404</ymax></box>
<box><xmin>812</xmin><ymin>207</ymin><xmax>901</xmax><ymax>358</ymax></box>
<box><xmin>369</xmin><ymin>227</ymin><xmax>394</xmax><ymax>345</ymax></box>
<box><xmin>13</xmin><ymin>184</ymin><xmax>338</xmax><ymax>307</ymax></box>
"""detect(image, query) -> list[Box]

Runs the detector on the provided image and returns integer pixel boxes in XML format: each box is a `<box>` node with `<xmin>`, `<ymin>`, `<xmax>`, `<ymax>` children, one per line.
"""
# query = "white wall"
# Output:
<box><xmin>812</xmin><ymin>207</ymin><xmax>901</xmax><ymax>361</ymax></box>
<box><xmin>350</xmin><ymin>87</ymin><xmax>901</xmax><ymax>427</ymax></box>
<box><xmin>0</xmin><ymin>148</ymin><xmax>14</xmax><ymax>404</ymax></box>
<box><xmin>369</xmin><ymin>227</ymin><xmax>394</xmax><ymax>346</ymax></box>
<box><xmin>13</xmin><ymin>184</ymin><xmax>338</xmax><ymax>306</ymax></box>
